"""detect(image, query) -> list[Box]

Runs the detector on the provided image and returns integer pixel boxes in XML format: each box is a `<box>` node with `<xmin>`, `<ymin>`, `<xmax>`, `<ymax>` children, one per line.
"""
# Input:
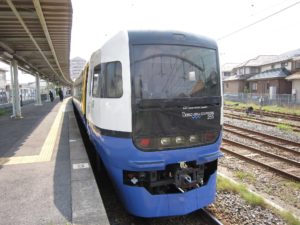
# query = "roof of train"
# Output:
<box><xmin>128</xmin><ymin>31</ymin><xmax>218</xmax><ymax>49</ymax></box>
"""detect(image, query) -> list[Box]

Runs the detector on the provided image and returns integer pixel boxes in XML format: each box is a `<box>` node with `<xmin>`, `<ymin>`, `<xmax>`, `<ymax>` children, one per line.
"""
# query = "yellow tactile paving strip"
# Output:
<box><xmin>0</xmin><ymin>101</ymin><xmax>67</xmax><ymax>166</ymax></box>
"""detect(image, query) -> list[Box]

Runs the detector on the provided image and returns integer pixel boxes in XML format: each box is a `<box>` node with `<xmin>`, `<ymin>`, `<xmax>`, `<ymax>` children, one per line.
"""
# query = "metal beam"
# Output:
<box><xmin>5</xmin><ymin>0</ymin><xmax>68</xmax><ymax>85</ymax></box>
<box><xmin>0</xmin><ymin>51</ymin><xmax>13</xmax><ymax>59</ymax></box>
<box><xmin>15</xmin><ymin>50</ymin><xmax>52</xmax><ymax>56</ymax></box>
<box><xmin>0</xmin><ymin>37</ymin><xmax>47</xmax><ymax>42</ymax></box>
<box><xmin>0</xmin><ymin>11</ymin><xmax>37</xmax><ymax>19</ymax></box>
<box><xmin>33</xmin><ymin>0</ymin><xmax>72</xmax><ymax>84</ymax></box>
<box><xmin>0</xmin><ymin>41</ymin><xmax>14</xmax><ymax>53</ymax></box>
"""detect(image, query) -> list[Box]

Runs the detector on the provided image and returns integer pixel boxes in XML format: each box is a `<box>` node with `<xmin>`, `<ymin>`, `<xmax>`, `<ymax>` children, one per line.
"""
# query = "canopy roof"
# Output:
<box><xmin>0</xmin><ymin>0</ymin><xmax>73</xmax><ymax>85</ymax></box>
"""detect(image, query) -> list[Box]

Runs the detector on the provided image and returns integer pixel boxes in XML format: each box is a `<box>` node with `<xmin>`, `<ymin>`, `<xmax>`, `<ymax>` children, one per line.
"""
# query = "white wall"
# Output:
<box><xmin>292</xmin><ymin>80</ymin><xmax>300</xmax><ymax>103</ymax></box>
<box><xmin>0</xmin><ymin>71</ymin><xmax>6</xmax><ymax>89</ymax></box>
<box><xmin>261</xmin><ymin>61</ymin><xmax>292</xmax><ymax>72</ymax></box>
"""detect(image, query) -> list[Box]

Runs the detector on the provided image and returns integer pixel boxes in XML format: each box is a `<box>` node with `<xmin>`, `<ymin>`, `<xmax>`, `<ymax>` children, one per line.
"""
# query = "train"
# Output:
<box><xmin>73</xmin><ymin>31</ymin><xmax>223</xmax><ymax>218</ymax></box>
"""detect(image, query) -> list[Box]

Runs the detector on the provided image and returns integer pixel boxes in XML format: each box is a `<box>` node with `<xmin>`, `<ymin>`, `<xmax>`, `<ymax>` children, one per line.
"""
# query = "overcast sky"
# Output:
<box><xmin>2</xmin><ymin>0</ymin><xmax>300</xmax><ymax>84</ymax></box>
<box><xmin>70</xmin><ymin>0</ymin><xmax>300</xmax><ymax>65</ymax></box>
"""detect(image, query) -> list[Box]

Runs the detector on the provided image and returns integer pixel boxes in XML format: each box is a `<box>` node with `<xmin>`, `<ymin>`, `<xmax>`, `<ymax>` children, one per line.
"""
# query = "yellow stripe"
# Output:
<box><xmin>0</xmin><ymin>101</ymin><xmax>67</xmax><ymax>165</ymax></box>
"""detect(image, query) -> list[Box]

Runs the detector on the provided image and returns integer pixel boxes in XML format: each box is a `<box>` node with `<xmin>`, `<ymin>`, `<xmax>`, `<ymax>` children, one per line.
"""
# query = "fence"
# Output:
<box><xmin>224</xmin><ymin>92</ymin><xmax>300</xmax><ymax>107</ymax></box>
<box><xmin>0</xmin><ymin>89</ymin><xmax>8</xmax><ymax>104</ymax></box>
<box><xmin>0</xmin><ymin>88</ymin><xmax>36</xmax><ymax>105</ymax></box>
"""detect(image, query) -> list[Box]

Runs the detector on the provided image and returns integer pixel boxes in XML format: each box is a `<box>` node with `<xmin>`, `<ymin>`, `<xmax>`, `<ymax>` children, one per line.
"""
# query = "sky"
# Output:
<box><xmin>70</xmin><ymin>0</ymin><xmax>300</xmax><ymax>66</ymax></box>
<box><xmin>2</xmin><ymin>0</ymin><xmax>300</xmax><ymax>84</ymax></box>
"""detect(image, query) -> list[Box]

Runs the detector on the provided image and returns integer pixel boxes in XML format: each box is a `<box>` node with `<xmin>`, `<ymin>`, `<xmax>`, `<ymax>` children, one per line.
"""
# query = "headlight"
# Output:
<box><xmin>189</xmin><ymin>135</ymin><xmax>199</xmax><ymax>143</ymax></box>
<box><xmin>161</xmin><ymin>137</ymin><xmax>171</xmax><ymax>146</ymax></box>
<box><xmin>134</xmin><ymin>131</ymin><xmax>219</xmax><ymax>151</ymax></box>
<box><xmin>175</xmin><ymin>136</ymin><xmax>185</xmax><ymax>144</ymax></box>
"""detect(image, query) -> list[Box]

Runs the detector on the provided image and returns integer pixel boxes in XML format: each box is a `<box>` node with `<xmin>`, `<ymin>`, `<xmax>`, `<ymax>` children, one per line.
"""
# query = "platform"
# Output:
<box><xmin>0</xmin><ymin>98</ymin><xmax>109</xmax><ymax>225</ymax></box>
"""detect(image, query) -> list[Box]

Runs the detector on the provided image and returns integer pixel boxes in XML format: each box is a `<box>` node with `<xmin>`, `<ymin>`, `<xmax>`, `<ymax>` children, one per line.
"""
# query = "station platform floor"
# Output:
<box><xmin>0</xmin><ymin>98</ymin><xmax>109</xmax><ymax>225</ymax></box>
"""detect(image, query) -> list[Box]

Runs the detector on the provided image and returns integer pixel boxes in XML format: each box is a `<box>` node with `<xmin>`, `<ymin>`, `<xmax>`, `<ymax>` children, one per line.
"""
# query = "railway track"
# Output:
<box><xmin>224</xmin><ymin>113</ymin><xmax>300</xmax><ymax>132</ymax></box>
<box><xmin>201</xmin><ymin>209</ymin><xmax>223</xmax><ymax>225</ymax></box>
<box><xmin>224</xmin><ymin>106</ymin><xmax>300</xmax><ymax>121</ymax></box>
<box><xmin>221</xmin><ymin>138</ymin><xmax>300</xmax><ymax>182</ymax></box>
<box><xmin>223</xmin><ymin>123</ymin><xmax>300</xmax><ymax>157</ymax></box>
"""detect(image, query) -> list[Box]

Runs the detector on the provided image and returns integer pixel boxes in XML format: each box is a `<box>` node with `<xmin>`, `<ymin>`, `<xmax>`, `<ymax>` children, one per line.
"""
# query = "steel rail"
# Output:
<box><xmin>224</xmin><ymin>113</ymin><xmax>300</xmax><ymax>132</ymax></box>
<box><xmin>224</xmin><ymin>106</ymin><xmax>300</xmax><ymax>121</ymax></box>
<box><xmin>201</xmin><ymin>209</ymin><xmax>223</xmax><ymax>225</ymax></box>
<box><xmin>223</xmin><ymin>139</ymin><xmax>300</xmax><ymax>167</ymax></box>
<box><xmin>224</xmin><ymin>124</ymin><xmax>300</xmax><ymax>156</ymax></box>
<box><xmin>221</xmin><ymin>146</ymin><xmax>300</xmax><ymax>182</ymax></box>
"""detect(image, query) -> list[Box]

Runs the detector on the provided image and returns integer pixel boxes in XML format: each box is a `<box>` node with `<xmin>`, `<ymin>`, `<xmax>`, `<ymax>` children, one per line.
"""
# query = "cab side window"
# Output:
<box><xmin>92</xmin><ymin>64</ymin><xmax>102</xmax><ymax>97</ymax></box>
<box><xmin>105</xmin><ymin>62</ymin><xmax>123</xmax><ymax>98</ymax></box>
<box><xmin>92</xmin><ymin>61</ymin><xmax>123</xmax><ymax>98</ymax></box>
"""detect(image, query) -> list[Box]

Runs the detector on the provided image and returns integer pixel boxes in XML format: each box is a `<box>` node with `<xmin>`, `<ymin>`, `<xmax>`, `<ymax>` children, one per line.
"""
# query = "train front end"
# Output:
<box><xmin>96</xmin><ymin>31</ymin><xmax>223</xmax><ymax>217</ymax></box>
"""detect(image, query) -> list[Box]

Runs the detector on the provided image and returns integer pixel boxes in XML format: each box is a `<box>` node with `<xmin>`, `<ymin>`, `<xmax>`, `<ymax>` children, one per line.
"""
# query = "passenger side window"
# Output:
<box><xmin>92</xmin><ymin>61</ymin><xmax>123</xmax><ymax>98</ymax></box>
<box><xmin>105</xmin><ymin>62</ymin><xmax>123</xmax><ymax>98</ymax></box>
<box><xmin>92</xmin><ymin>64</ymin><xmax>101</xmax><ymax>97</ymax></box>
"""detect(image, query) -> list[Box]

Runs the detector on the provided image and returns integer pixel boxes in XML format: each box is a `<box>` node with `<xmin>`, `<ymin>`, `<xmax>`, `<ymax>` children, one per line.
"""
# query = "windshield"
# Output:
<box><xmin>132</xmin><ymin>45</ymin><xmax>220</xmax><ymax>100</ymax></box>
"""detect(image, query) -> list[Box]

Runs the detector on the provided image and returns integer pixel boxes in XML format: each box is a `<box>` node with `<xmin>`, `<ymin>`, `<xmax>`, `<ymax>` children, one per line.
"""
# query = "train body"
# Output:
<box><xmin>73</xmin><ymin>31</ymin><xmax>223</xmax><ymax>218</ymax></box>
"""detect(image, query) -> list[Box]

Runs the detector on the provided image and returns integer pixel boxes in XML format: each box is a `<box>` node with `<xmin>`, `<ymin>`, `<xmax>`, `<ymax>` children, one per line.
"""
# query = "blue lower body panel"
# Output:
<box><xmin>88</xmin><ymin>125</ymin><xmax>222</xmax><ymax>217</ymax></box>
<box><xmin>109</xmin><ymin>164</ymin><xmax>217</xmax><ymax>217</ymax></box>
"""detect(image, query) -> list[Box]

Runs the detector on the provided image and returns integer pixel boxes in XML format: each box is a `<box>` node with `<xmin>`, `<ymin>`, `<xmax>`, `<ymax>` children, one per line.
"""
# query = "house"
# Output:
<box><xmin>221</xmin><ymin>63</ymin><xmax>238</xmax><ymax>78</ymax></box>
<box><xmin>223</xmin><ymin>49</ymin><xmax>300</xmax><ymax>96</ymax></box>
<box><xmin>285</xmin><ymin>56</ymin><xmax>300</xmax><ymax>103</ymax></box>
<box><xmin>246</xmin><ymin>49</ymin><xmax>300</xmax><ymax>96</ymax></box>
<box><xmin>247</xmin><ymin>68</ymin><xmax>291</xmax><ymax>94</ymax></box>
<box><xmin>223</xmin><ymin>55</ymin><xmax>277</xmax><ymax>94</ymax></box>
<box><xmin>0</xmin><ymin>68</ymin><xmax>7</xmax><ymax>90</ymax></box>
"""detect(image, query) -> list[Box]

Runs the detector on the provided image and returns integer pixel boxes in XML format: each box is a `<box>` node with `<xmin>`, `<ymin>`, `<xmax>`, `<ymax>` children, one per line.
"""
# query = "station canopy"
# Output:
<box><xmin>0</xmin><ymin>0</ymin><xmax>73</xmax><ymax>86</ymax></box>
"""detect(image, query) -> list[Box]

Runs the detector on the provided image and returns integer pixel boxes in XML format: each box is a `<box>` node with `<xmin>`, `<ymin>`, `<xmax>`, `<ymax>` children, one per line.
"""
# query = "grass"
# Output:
<box><xmin>217</xmin><ymin>176</ymin><xmax>265</xmax><ymax>207</ymax></box>
<box><xmin>0</xmin><ymin>109</ymin><xmax>7</xmax><ymax>116</ymax></box>
<box><xmin>279</xmin><ymin>210</ymin><xmax>300</xmax><ymax>225</ymax></box>
<box><xmin>234</xmin><ymin>170</ymin><xmax>256</xmax><ymax>183</ymax></box>
<box><xmin>217</xmin><ymin>176</ymin><xmax>300</xmax><ymax>225</ymax></box>
<box><xmin>280</xmin><ymin>181</ymin><xmax>300</xmax><ymax>190</ymax></box>
<box><xmin>225</xmin><ymin>100</ymin><xmax>300</xmax><ymax>116</ymax></box>
<box><xmin>276</xmin><ymin>123</ymin><xmax>293</xmax><ymax>132</ymax></box>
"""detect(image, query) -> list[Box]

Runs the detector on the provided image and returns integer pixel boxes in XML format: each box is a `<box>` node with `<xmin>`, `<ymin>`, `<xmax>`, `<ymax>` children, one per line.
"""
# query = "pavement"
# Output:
<box><xmin>0</xmin><ymin>98</ymin><xmax>109</xmax><ymax>225</ymax></box>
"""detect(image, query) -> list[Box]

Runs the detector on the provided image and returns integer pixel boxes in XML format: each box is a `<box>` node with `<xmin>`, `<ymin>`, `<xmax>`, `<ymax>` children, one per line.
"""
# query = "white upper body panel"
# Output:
<box><xmin>86</xmin><ymin>31</ymin><xmax>132</xmax><ymax>132</ymax></box>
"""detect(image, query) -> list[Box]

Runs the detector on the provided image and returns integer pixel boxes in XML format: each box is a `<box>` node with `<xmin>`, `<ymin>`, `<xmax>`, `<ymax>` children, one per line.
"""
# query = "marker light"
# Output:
<box><xmin>135</xmin><ymin>131</ymin><xmax>219</xmax><ymax>151</ymax></box>
<box><xmin>175</xmin><ymin>136</ymin><xmax>185</xmax><ymax>144</ymax></box>
<box><xmin>205</xmin><ymin>131</ymin><xmax>217</xmax><ymax>142</ymax></box>
<box><xmin>161</xmin><ymin>137</ymin><xmax>171</xmax><ymax>146</ymax></box>
<box><xmin>139</xmin><ymin>138</ymin><xmax>151</xmax><ymax>148</ymax></box>
<box><xmin>189</xmin><ymin>135</ymin><xmax>199</xmax><ymax>143</ymax></box>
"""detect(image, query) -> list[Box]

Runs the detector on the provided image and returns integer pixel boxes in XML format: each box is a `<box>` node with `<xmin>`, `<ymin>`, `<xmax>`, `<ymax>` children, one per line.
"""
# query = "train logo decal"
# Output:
<box><xmin>192</xmin><ymin>114</ymin><xmax>201</xmax><ymax>120</ymax></box>
<box><xmin>182</xmin><ymin>111</ymin><xmax>214</xmax><ymax>120</ymax></box>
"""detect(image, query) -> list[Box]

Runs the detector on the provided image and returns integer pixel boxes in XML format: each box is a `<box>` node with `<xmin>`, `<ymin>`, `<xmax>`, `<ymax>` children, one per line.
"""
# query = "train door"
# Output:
<box><xmin>85</xmin><ymin>58</ymin><xmax>95</xmax><ymax>128</ymax></box>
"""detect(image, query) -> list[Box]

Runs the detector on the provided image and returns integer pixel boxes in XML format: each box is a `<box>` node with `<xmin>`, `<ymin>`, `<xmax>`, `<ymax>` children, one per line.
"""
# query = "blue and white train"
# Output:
<box><xmin>73</xmin><ymin>31</ymin><xmax>223</xmax><ymax>218</ymax></box>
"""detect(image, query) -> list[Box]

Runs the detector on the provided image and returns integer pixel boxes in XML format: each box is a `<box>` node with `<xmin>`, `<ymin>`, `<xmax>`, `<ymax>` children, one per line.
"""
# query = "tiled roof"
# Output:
<box><xmin>266</xmin><ymin>49</ymin><xmax>300</xmax><ymax>64</ymax></box>
<box><xmin>236</xmin><ymin>55</ymin><xmax>277</xmax><ymax>68</ymax></box>
<box><xmin>247</xmin><ymin>68</ymin><xmax>290</xmax><ymax>81</ymax></box>
<box><xmin>286</xmin><ymin>72</ymin><xmax>300</xmax><ymax>80</ymax></box>
<box><xmin>223</xmin><ymin>74</ymin><xmax>253</xmax><ymax>81</ymax></box>
<box><xmin>0</xmin><ymin>68</ymin><xmax>7</xmax><ymax>72</ymax></box>
<box><xmin>221</xmin><ymin>63</ymin><xmax>239</xmax><ymax>72</ymax></box>
<box><xmin>234</xmin><ymin>49</ymin><xmax>300</xmax><ymax>69</ymax></box>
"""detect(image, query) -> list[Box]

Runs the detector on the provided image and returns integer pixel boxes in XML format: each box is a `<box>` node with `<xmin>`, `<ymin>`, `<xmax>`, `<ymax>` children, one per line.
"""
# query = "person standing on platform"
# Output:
<box><xmin>58</xmin><ymin>88</ymin><xmax>64</xmax><ymax>102</ymax></box>
<box><xmin>49</xmin><ymin>90</ymin><xmax>54</xmax><ymax>102</ymax></box>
